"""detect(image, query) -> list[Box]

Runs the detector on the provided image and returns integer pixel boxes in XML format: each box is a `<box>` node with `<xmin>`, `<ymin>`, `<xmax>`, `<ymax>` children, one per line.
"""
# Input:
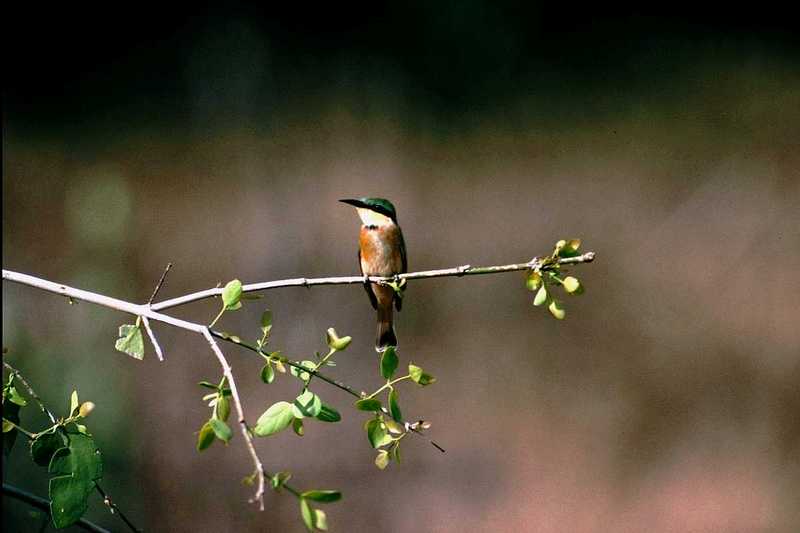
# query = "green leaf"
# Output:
<box><xmin>115</xmin><ymin>324</ymin><xmax>144</xmax><ymax>359</ymax></box>
<box><xmin>31</xmin><ymin>431</ymin><xmax>67</xmax><ymax>467</ymax></box>
<box><xmin>366</xmin><ymin>418</ymin><xmax>391</xmax><ymax>449</ymax></box>
<box><xmin>563</xmin><ymin>276</ymin><xmax>584</xmax><ymax>294</ymax></box>
<box><xmin>375</xmin><ymin>449</ymin><xmax>390</xmax><ymax>470</ymax></box>
<box><xmin>558</xmin><ymin>238</ymin><xmax>582</xmax><ymax>257</ymax></box>
<box><xmin>384</xmin><ymin>419</ymin><xmax>404</xmax><ymax>435</ymax></box>
<box><xmin>49</xmin><ymin>475</ymin><xmax>91</xmax><ymax>528</ymax></box>
<box><xmin>198</xmin><ymin>381</ymin><xmax>218</xmax><ymax>390</ymax></box>
<box><xmin>270</xmin><ymin>471</ymin><xmax>292</xmax><ymax>490</ymax></box>
<box><xmin>314</xmin><ymin>509</ymin><xmax>328</xmax><ymax>531</ymax></box>
<box><xmin>222</xmin><ymin>279</ymin><xmax>243</xmax><ymax>310</ymax></box>
<box><xmin>315</xmin><ymin>403</ymin><xmax>341</xmax><ymax>423</ymax></box>
<box><xmin>2</xmin><ymin>419</ymin><xmax>14</xmax><ymax>433</ymax></box>
<box><xmin>290</xmin><ymin>360</ymin><xmax>316</xmax><ymax>383</ymax></box>
<box><xmin>254</xmin><ymin>401</ymin><xmax>295</xmax><ymax>437</ymax></box>
<box><xmin>209</xmin><ymin>418</ymin><xmax>232</xmax><ymax>443</ymax></box>
<box><xmin>215</xmin><ymin>395</ymin><xmax>231</xmax><ymax>422</ymax></box>
<box><xmin>301</xmin><ymin>490</ymin><xmax>342</xmax><ymax>503</ymax></box>
<box><xmin>69</xmin><ymin>390</ymin><xmax>79</xmax><ymax>416</ymax></box>
<box><xmin>260</xmin><ymin>363</ymin><xmax>275</xmax><ymax>384</ymax></box>
<box><xmin>355</xmin><ymin>398</ymin><xmax>383</xmax><ymax>412</ymax></box>
<box><xmin>292</xmin><ymin>417</ymin><xmax>305</xmax><ymax>436</ymax></box>
<box><xmin>408</xmin><ymin>364</ymin><xmax>437</xmax><ymax>386</ymax></box>
<box><xmin>48</xmin><ymin>432</ymin><xmax>103</xmax><ymax>528</ymax></box>
<box><xmin>380</xmin><ymin>346</ymin><xmax>399</xmax><ymax>380</ymax></box>
<box><xmin>293</xmin><ymin>390</ymin><xmax>322</xmax><ymax>418</ymax></box>
<box><xmin>388</xmin><ymin>389</ymin><xmax>402</xmax><ymax>422</ymax></box>
<box><xmin>48</xmin><ymin>433</ymin><xmax>103</xmax><ymax>480</ymax></box>
<box><xmin>326</xmin><ymin>328</ymin><xmax>352</xmax><ymax>351</ymax></box>
<box><xmin>7</xmin><ymin>385</ymin><xmax>27</xmax><ymax>407</ymax></box>
<box><xmin>526</xmin><ymin>271</ymin><xmax>542</xmax><ymax>292</ymax></box>
<box><xmin>548</xmin><ymin>299</ymin><xmax>566</xmax><ymax>319</ymax></box>
<box><xmin>197</xmin><ymin>422</ymin><xmax>215</xmax><ymax>451</ymax></box>
<box><xmin>300</xmin><ymin>498</ymin><xmax>315</xmax><ymax>531</ymax></box>
<box><xmin>533</xmin><ymin>285</ymin><xmax>548</xmax><ymax>306</ymax></box>
<box><xmin>261</xmin><ymin>309</ymin><xmax>273</xmax><ymax>329</ymax></box>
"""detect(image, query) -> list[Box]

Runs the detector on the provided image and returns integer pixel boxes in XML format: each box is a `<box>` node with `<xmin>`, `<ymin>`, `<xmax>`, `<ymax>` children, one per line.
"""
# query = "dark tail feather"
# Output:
<box><xmin>376</xmin><ymin>304</ymin><xmax>397</xmax><ymax>351</ymax></box>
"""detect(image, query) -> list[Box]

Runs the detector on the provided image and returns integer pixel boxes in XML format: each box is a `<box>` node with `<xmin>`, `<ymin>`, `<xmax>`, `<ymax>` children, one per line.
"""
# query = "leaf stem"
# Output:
<box><xmin>368</xmin><ymin>375</ymin><xmax>412</xmax><ymax>399</ymax></box>
<box><xmin>208</xmin><ymin>306</ymin><xmax>225</xmax><ymax>328</ymax></box>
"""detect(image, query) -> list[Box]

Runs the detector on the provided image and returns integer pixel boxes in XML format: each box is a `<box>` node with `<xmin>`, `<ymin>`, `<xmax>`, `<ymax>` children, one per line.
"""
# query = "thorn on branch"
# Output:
<box><xmin>147</xmin><ymin>263</ymin><xmax>173</xmax><ymax>305</ymax></box>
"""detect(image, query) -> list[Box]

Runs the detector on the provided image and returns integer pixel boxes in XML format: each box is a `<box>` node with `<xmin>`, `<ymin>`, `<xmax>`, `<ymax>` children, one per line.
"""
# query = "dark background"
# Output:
<box><xmin>4</xmin><ymin>2</ymin><xmax>799</xmax><ymax>531</ymax></box>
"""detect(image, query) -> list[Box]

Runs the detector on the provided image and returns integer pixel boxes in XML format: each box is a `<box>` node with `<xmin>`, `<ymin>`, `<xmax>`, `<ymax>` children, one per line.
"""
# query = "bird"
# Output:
<box><xmin>340</xmin><ymin>197</ymin><xmax>407</xmax><ymax>352</ymax></box>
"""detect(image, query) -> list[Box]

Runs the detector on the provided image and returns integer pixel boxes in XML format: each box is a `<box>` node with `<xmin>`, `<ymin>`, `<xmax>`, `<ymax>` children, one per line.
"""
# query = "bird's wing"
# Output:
<box><xmin>358</xmin><ymin>248</ymin><xmax>378</xmax><ymax>310</ymax></box>
<box><xmin>396</xmin><ymin>228</ymin><xmax>407</xmax><ymax>311</ymax></box>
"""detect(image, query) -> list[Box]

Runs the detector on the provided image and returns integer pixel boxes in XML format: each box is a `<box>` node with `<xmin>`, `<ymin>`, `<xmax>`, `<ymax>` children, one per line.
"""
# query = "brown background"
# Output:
<box><xmin>3</xmin><ymin>3</ymin><xmax>799</xmax><ymax>531</ymax></box>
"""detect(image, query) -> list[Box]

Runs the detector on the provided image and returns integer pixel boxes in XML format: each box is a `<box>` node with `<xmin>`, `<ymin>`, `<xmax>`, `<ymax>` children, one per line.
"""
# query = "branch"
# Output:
<box><xmin>1</xmin><ymin>270</ymin><xmax>269</xmax><ymax>509</ymax></box>
<box><xmin>3</xmin><ymin>359</ymin><xmax>57</xmax><ymax>424</ymax></box>
<box><xmin>150</xmin><ymin>252</ymin><xmax>596</xmax><ymax>311</ymax></box>
<box><xmin>210</xmin><ymin>330</ymin><xmax>446</xmax><ymax>452</ymax></box>
<box><xmin>200</xmin><ymin>328</ymin><xmax>267</xmax><ymax>510</ymax></box>
<box><xmin>2</xmin><ymin>483</ymin><xmax>110</xmax><ymax>533</ymax></box>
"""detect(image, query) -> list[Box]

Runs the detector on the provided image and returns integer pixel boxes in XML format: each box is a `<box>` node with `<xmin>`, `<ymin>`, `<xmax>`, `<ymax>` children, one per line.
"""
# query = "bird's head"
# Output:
<box><xmin>339</xmin><ymin>197</ymin><xmax>398</xmax><ymax>226</ymax></box>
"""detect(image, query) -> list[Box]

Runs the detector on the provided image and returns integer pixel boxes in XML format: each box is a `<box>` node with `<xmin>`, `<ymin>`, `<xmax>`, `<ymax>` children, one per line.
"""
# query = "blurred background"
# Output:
<box><xmin>3</xmin><ymin>2</ymin><xmax>799</xmax><ymax>531</ymax></box>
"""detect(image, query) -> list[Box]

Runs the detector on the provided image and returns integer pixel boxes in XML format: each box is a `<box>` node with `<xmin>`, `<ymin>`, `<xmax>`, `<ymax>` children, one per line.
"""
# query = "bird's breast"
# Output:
<box><xmin>359</xmin><ymin>225</ymin><xmax>404</xmax><ymax>276</ymax></box>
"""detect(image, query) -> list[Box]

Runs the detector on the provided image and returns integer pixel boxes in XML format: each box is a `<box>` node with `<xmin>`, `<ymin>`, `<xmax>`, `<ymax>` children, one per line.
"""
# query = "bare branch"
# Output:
<box><xmin>200</xmin><ymin>328</ymin><xmax>266</xmax><ymax>510</ymax></box>
<box><xmin>141</xmin><ymin>316</ymin><xmax>164</xmax><ymax>362</ymax></box>
<box><xmin>1</xmin><ymin>270</ymin><xmax>268</xmax><ymax>510</ymax></box>
<box><xmin>150</xmin><ymin>252</ymin><xmax>596</xmax><ymax>311</ymax></box>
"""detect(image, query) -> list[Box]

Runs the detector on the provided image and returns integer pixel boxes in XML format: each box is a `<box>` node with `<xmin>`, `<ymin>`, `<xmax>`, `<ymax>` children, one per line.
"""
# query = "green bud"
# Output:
<box><xmin>78</xmin><ymin>401</ymin><xmax>95</xmax><ymax>418</ymax></box>
<box><xmin>533</xmin><ymin>284</ymin><xmax>548</xmax><ymax>306</ymax></box>
<box><xmin>526</xmin><ymin>271</ymin><xmax>542</xmax><ymax>291</ymax></box>
<box><xmin>326</xmin><ymin>328</ymin><xmax>352</xmax><ymax>351</ymax></box>
<box><xmin>548</xmin><ymin>299</ymin><xmax>566</xmax><ymax>319</ymax></box>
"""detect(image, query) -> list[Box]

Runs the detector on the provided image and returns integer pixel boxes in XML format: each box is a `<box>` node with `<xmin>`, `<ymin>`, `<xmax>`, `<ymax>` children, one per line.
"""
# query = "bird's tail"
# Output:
<box><xmin>376</xmin><ymin>302</ymin><xmax>397</xmax><ymax>351</ymax></box>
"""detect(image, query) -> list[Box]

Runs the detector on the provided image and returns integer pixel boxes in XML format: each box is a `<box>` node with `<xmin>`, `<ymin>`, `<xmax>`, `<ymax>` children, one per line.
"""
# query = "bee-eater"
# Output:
<box><xmin>340</xmin><ymin>198</ymin><xmax>407</xmax><ymax>351</ymax></box>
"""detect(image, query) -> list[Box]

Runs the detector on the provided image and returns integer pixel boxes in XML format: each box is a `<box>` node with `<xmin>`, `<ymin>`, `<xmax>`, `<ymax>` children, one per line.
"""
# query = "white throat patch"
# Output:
<box><xmin>356</xmin><ymin>208</ymin><xmax>394</xmax><ymax>227</ymax></box>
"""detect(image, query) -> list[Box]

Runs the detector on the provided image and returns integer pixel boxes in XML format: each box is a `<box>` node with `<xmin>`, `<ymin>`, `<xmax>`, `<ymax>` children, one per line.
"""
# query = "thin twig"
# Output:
<box><xmin>140</xmin><ymin>316</ymin><xmax>163</xmax><ymax>362</ymax></box>
<box><xmin>3</xmin><ymin>359</ymin><xmax>57</xmax><ymax>424</ymax></box>
<box><xmin>0</xmin><ymin>270</ymin><xmax>281</xmax><ymax>510</ymax></box>
<box><xmin>2</xmin><ymin>361</ymin><xmax>141</xmax><ymax>533</ymax></box>
<box><xmin>141</xmin><ymin>263</ymin><xmax>172</xmax><ymax>362</ymax></box>
<box><xmin>200</xmin><ymin>328</ymin><xmax>266</xmax><ymax>510</ymax></box>
<box><xmin>150</xmin><ymin>252</ymin><xmax>596</xmax><ymax>311</ymax></box>
<box><xmin>94</xmin><ymin>482</ymin><xmax>141</xmax><ymax>533</ymax></box>
<box><xmin>2</xmin><ymin>483</ymin><xmax>110</xmax><ymax>533</ymax></box>
<box><xmin>147</xmin><ymin>263</ymin><xmax>172</xmax><ymax>305</ymax></box>
<box><xmin>210</xmin><ymin>330</ymin><xmax>446</xmax><ymax>453</ymax></box>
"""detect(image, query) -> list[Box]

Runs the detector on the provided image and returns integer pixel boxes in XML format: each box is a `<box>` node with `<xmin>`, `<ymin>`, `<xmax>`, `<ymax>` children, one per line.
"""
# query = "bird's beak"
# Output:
<box><xmin>339</xmin><ymin>198</ymin><xmax>366</xmax><ymax>209</ymax></box>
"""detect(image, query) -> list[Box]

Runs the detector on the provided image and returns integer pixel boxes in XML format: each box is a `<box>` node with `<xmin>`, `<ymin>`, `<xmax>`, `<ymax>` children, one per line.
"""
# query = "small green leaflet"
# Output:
<box><xmin>222</xmin><ymin>279</ymin><xmax>243</xmax><ymax>310</ymax></box>
<box><xmin>293</xmin><ymin>390</ymin><xmax>322</xmax><ymax>419</ymax></box>
<box><xmin>115</xmin><ymin>324</ymin><xmax>144</xmax><ymax>359</ymax></box>
<box><xmin>254</xmin><ymin>401</ymin><xmax>295</xmax><ymax>437</ymax></box>
<box><xmin>301</xmin><ymin>490</ymin><xmax>342</xmax><ymax>503</ymax></box>
<box><xmin>380</xmin><ymin>347</ymin><xmax>399</xmax><ymax>380</ymax></box>
<box><xmin>197</xmin><ymin>422</ymin><xmax>215</xmax><ymax>451</ymax></box>
<box><xmin>355</xmin><ymin>398</ymin><xmax>382</xmax><ymax>412</ymax></box>
<box><xmin>209</xmin><ymin>418</ymin><xmax>232</xmax><ymax>443</ymax></box>
<box><xmin>388</xmin><ymin>389</ymin><xmax>402</xmax><ymax>422</ymax></box>
<box><xmin>408</xmin><ymin>364</ymin><xmax>436</xmax><ymax>386</ymax></box>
